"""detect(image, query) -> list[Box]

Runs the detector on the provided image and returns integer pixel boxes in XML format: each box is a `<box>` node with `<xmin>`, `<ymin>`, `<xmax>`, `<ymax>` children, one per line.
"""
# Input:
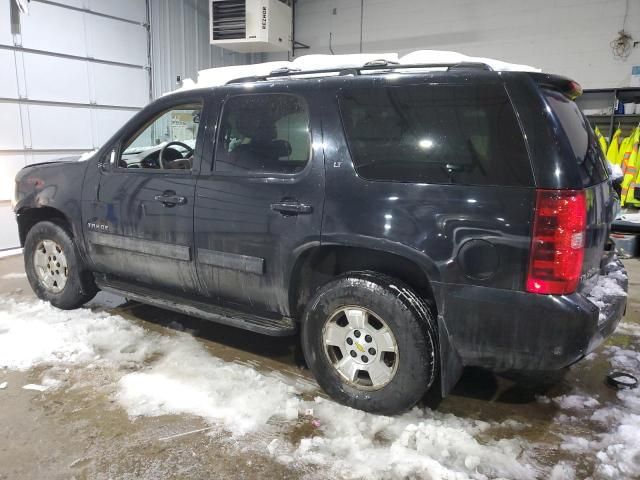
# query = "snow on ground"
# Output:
<box><xmin>0</xmin><ymin>297</ymin><xmax>539</xmax><ymax>479</ymax></box>
<box><xmin>1</xmin><ymin>293</ymin><xmax>639</xmax><ymax>479</ymax></box>
<box><xmin>0</xmin><ymin>272</ymin><xmax>26</xmax><ymax>280</ymax></box>
<box><xmin>555</xmin><ymin>329</ymin><xmax>640</xmax><ymax>479</ymax></box>
<box><xmin>0</xmin><ymin>249</ymin><xmax>22</xmax><ymax>259</ymax></box>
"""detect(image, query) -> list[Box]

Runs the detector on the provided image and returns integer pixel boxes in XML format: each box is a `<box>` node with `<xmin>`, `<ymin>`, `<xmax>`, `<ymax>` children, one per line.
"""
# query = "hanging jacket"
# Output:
<box><xmin>595</xmin><ymin>126</ymin><xmax>608</xmax><ymax>155</ymax></box>
<box><xmin>623</xmin><ymin>128</ymin><xmax>640</xmax><ymax>206</ymax></box>
<box><xmin>607</xmin><ymin>128</ymin><xmax>622</xmax><ymax>165</ymax></box>
<box><xmin>618</xmin><ymin>134</ymin><xmax>632</xmax><ymax>166</ymax></box>
<box><xmin>620</xmin><ymin>128</ymin><xmax>639</xmax><ymax>206</ymax></box>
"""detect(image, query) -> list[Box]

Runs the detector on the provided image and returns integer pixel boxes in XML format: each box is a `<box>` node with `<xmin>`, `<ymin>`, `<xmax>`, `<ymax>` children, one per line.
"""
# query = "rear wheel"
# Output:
<box><xmin>24</xmin><ymin>221</ymin><xmax>97</xmax><ymax>309</ymax></box>
<box><xmin>301</xmin><ymin>271</ymin><xmax>438</xmax><ymax>414</ymax></box>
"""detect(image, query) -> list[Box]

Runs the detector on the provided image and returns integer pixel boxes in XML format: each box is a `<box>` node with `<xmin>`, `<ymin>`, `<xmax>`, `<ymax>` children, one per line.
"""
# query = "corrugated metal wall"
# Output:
<box><xmin>149</xmin><ymin>0</ymin><xmax>264</xmax><ymax>98</ymax></box>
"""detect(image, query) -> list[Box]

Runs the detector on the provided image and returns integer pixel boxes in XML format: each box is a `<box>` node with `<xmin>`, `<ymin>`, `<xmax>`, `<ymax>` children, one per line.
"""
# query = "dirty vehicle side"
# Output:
<box><xmin>13</xmin><ymin>63</ymin><xmax>628</xmax><ymax>414</ymax></box>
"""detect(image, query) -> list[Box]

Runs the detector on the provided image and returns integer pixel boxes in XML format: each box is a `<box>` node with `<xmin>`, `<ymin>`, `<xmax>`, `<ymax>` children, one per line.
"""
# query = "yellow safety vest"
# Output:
<box><xmin>620</xmin><ymin>128</ymin><xmax>640</xmax><ymax>206</ymax></box>
<box><xmin>595</xmin><ymin>127</ymin><xmax>608</xmax><ymax>155</ymax></box>
<box><xmin>618</xmin><ymin>134</ymin><xmax>632</xmax><ymax>166</ymax></box>
<box><xmin>624</xmin><ymin>129</ymin><xmax>640</xmax><ymax>206</ymax></box>
<box><xmin>607</xmin><ymin>128</ymin><xmax>622</xmax><ymax>165</ymax></box>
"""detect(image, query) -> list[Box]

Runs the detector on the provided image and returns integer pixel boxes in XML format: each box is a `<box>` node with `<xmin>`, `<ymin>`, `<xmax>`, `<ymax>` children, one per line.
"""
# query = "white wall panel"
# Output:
<box><xmin>0</xmin><ymin>50</ymin><xmax>19</xmax><ymax>99</ymax></box>
<box><xmin>280</xmin><ymin>0</ymin><xmax>640</xmax><ymax>89</ymax></box>
<box><xmin>0</xmin><ymin>0</ymin><xmax>12</xmax><ymax>47</ymax></box>
<box><xmin>0</xmin><ymin>204</ymin><xmax>19</xmax><ymax>250</ymax></box>
<box><xmin>88</xmin><ymin>0</ymin><xmax>147</xmax><ymax>23</ymax></box>
<box><xmin>22</xmin><ymin>53</ymin><xmax>90</xmax><ymax>104</ymax></box>
<box><xmin>87</xmin><ymin>15</ymin><xmax>148</xmax><ymax>66</ymax></box>
<box><xmin>149</xmin><ymin>0</ymin><xmax>262</xmax><ymax>98</ymax></box>
<box><xmin>94</xmin><ymin>109</ymin><xmax>136</xmax><ymax>146</ymax></box>
<box><xmin>20</xmin><ymin>2</ymin><xmax>87</xmax><ymax>57</ymax></box>
<box><xmin>0</xmin><ymin>104</ymin><xmax>24</xmax><ymax>149</ymax></box>
<box><xmin>28</xmin><ymin>105</ymin><xmax>92</xmax><ymax>149</ymax></box>
<box><xmin>0</xmin><ymin>154</ymin><xmax>25</xmax><ymax>200</ymax></box>
<box><xmin>50</xmin><ymin>0</ymin><xmax>84</xmax><ymax>8</ymax></box>
<box><xmin>92</xmin><ymin>63</ymin><xmax>148</xmax><ymax>107</ymax></box>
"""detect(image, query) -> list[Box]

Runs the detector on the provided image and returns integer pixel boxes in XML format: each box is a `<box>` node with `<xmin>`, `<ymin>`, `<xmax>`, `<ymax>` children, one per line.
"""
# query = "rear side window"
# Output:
<box><xmin>543</xmin><ymin>89</ymin><xmax>608</xmax><ymax>186</ymax></box>
<box><xmin>338</xmin><ymin>84</ymin><xmax>532</xmax><ymax>186</ymax></box>
<box><xmin>215</xmin><ymin>93</ymin><xmax>310</xmax><ymax>175</ymax></box>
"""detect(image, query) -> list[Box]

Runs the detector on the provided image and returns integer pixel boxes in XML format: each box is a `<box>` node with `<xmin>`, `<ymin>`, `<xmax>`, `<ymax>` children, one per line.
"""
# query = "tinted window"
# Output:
<box><xmin>215</xmin><ymin>94</ymin><xmax>310</xmax><ymax>174</ymax></box>
<box><xmin>120</xmin><ymin>104</ymin><xmax>201</xmax><ymax>170</ymax></box>
<box><xmin>339</xmin><ymin>84</ymin><xmax>532</xmax><ymax>186</ymax></box>
<box><xmin>544</xmin><ymin>89</ymin><xmax>608</xmax><ymax>186</ymax></box>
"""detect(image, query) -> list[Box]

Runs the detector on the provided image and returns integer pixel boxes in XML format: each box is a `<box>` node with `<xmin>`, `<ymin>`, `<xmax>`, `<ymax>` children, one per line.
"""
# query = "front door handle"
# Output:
<box><xmin>271</xmin><ymin>201</ymin><xmax>313</xmax><ymax>215</ymax></box>
<box><xmin>154</xmin><ymin>191</ymin><xmax>187</xmax><ymax>207</ymax></box>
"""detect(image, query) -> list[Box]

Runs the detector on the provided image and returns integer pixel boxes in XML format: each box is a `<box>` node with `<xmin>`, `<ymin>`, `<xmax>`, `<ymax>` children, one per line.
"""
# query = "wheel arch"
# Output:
<box><xmin>288</xmin><ymin>244</ymin><xmax>438</xmax><ymax>321</ymax></box>
<box><xmin>289</xmin><ymin>243</ymin><xmax>464</xmax><ymax>399</ymax></box>
<box><xmin>16</xmin><ymin>206</ymin><xmax>74</xmax><ymax>247</ymax></box>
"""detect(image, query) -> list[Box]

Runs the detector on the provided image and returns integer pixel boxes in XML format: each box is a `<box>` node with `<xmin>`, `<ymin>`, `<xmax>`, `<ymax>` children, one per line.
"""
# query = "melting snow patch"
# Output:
<box><xmin>22</xmin><ymin>383</ymin><xmax>49</xmax><ymax>392</ymax></box>
<box><xmin>0</xmin><ymin>297</ymin><xmax>540</xmax><ymax>479</ymax></box>
<box><xmin>558</xmin><ymin>344</ymin><xmax>640</xmax><ymax>478</ymax></box>
<box><xmin>0</xmin><ymin>381</ymin><xmax>7</xmax><ymax>389</ymax></box>
<box><xmin>553</xmin><ymin>394</ymin><xmax>600</xmax><ymax>409</ymax></box>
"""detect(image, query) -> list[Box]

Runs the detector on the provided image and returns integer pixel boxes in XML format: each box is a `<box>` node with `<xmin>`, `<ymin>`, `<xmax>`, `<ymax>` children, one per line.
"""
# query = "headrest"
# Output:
<box><xmin>271</xmin><ymin>139</ymin><xmax>292</xmax><ymax>158</ymax></box>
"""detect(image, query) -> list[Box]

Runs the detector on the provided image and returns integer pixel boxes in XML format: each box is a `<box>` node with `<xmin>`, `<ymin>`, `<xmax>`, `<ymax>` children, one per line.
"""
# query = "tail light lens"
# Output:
<box><xmin>526</xmin><ymin>189</ymin><xmax>587</xmax><ymax>295</ymax></box>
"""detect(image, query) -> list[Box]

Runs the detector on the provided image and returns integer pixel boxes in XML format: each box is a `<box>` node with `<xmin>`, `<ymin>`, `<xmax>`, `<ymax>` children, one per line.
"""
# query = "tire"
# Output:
<box><xmin>24</xmin><ymin>220</ymin><xmax>98</xmax><ymax>310</ymax></box>
<box><xmin>301</xmin><ymin>271</ymin><xmax>438</xmax><ymax>415</ymax></box>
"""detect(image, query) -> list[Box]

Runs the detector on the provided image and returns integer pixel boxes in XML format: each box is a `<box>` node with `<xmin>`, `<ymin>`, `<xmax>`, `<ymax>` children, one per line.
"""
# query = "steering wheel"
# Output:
<box><xmin>158</xmin><ymin>141</ymin><xmax>193</xmax><ymax>169</ymax></box>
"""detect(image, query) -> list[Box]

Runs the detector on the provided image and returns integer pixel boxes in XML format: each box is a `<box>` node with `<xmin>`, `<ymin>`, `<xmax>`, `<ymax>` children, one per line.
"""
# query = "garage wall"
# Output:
<box><xmin>149</xmin><ymin>0</ymin><xmax>264</xmax><ymax>98</ymax></box>
<box><xmin>0</xmin><ymin>0</ymin><xmax>150</xmax><ymax>249</ymax></box>
<box><xmin>279</xmin><ymin>0</ymin><xmax>640</xmax><ymax>89</ymax></box>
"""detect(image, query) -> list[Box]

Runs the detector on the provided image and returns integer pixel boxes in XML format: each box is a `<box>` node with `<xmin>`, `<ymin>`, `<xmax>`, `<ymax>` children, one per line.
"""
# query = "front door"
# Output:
<box><xmin>85</xmin><ymin>98</ymin><xmax>205</xmax><ymax>294</ymax></box>
<box><xmin>194</xmin><ymin>90</ymin><xmax>325</xmax><ymax>316</ymax></box>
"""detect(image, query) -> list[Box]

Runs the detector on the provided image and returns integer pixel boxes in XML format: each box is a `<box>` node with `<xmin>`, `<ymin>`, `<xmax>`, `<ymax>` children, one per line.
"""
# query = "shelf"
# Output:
<box><xmin>580</xmin><ymin>88</ymin><xmax>640</xmax><ymax>139</ymax></box>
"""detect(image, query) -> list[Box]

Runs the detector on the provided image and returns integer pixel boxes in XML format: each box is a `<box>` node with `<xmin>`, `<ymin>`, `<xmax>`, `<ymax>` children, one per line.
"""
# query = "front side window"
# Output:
<box><xmin>215</xmin><ymin>94</ymin><xmax>310</xmax><ymax>175</ymax></box>
<box><xmin>119</xmin><ymin>103</ymin><xmax>202</xmax><ymax>170</ymax></box>
<box><xmin>339</xmin><ymin>84</ymin><xmax>532</xmax><ymax>186</ymax></box>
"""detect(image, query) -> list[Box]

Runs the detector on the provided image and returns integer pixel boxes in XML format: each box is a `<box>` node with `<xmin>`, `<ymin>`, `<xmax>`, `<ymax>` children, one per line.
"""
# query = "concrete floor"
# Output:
<box><xmin>0</xmin><ymin>253</ymin><xmax>639</xmax><ymax>479</ymax></box>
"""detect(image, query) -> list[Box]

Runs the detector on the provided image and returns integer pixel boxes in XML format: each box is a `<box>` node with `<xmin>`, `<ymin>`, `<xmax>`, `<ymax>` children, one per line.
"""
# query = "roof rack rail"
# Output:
<box><xmin>225</xmin><ymin>61</ymin><xmax>493</xmax><ymax>85</ymax></box>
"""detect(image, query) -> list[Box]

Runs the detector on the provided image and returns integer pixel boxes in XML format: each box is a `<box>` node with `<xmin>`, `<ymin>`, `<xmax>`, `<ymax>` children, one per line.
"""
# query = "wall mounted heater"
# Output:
<box><xmin>209</xmin><ymin>0</ymin><xmax>292</xmax><ymax>53</ymax></box>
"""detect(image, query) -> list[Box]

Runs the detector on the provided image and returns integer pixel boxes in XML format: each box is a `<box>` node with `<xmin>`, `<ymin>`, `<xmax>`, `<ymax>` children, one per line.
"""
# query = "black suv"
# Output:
<box><xmin>13</xmin><ymin>62</ymin><xmax>628</xmax><ymax>414</ymax></box>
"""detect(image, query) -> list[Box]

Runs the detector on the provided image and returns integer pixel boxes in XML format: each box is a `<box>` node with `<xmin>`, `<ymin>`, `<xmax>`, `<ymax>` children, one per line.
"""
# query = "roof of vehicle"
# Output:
<box><xmin>162</xmin><ymin>63</ymin><xmax>577</xmax><ymax>103</ymax></box>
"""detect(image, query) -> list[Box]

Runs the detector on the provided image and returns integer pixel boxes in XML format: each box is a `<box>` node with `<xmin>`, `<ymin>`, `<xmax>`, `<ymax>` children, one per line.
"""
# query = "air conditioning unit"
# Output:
<box><xmin>209</xmin><ymin>0</ymin><xmax>292</xmax><ymax>53</ymax></box>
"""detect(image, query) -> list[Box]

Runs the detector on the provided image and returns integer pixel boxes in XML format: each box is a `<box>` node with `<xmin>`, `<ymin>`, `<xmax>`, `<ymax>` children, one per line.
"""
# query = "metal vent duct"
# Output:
<box><xmin>211</xmin><ymin>0</ymin><xmax>246</xmax><ymax>41</ymax></box>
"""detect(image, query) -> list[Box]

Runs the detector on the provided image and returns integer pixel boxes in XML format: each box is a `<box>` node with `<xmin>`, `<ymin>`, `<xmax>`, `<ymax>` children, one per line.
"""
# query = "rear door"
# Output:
<box><xmin>85</xmin><ymin>96</ymin><xmax>206</xmax><ymax>294</ymax></box>
<box><xmin>194</xmin><ymin>88</ymin><xmax>325</xmax><ymax>316</ymax></box>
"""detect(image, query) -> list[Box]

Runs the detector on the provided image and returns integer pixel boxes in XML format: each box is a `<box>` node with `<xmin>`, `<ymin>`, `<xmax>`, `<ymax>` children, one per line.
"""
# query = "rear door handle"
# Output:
<box><xmin>270</xmin><ymin>201</ymin><xmax>313</xmax><ymax>215</ymax></box>
<box><xmin>154</xmin><ymin>191</ymin><xmax>187</xmax><ymax>207</ymax></box>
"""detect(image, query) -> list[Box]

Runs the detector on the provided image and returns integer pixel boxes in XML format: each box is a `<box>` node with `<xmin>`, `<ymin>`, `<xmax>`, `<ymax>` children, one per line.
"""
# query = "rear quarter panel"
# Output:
<box><xmin>319</xmin><ymin>81</ymin><xmax>536</xmax><ymax>303</ymax></box>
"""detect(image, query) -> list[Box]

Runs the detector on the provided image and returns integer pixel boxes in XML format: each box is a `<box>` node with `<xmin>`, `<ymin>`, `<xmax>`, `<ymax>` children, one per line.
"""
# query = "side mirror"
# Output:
<box><xmin>99</xmin><ymin>149</ymin><xmax>117</xmax><ymax>172</ymax></box>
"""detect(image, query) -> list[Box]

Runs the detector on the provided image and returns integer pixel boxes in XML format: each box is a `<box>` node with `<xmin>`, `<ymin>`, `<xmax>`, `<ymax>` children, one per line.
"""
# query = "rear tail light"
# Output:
<box><xmin>526</xmin><ymin>189</ymin><xmax>587</xmax><ymax>295</ymax></box>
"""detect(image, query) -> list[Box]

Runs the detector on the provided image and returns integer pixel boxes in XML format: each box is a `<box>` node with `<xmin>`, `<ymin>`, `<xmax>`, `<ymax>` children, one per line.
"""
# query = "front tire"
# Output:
<box><xmin>24</xmin><ymin>220</ymin><xmax>97</xmax><ymax>309</ymax></box>
<box><xmin>301</xmin><ymin>271</ymin><xmax>438</xmax><ymax>415</ymax></box>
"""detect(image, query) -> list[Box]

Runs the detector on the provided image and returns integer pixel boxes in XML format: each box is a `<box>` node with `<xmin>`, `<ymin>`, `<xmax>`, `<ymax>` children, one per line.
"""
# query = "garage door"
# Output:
<box><xmin>0</xmin><ymin>0</ymin><xmax>150</xmax><ymax>250</ymax></box>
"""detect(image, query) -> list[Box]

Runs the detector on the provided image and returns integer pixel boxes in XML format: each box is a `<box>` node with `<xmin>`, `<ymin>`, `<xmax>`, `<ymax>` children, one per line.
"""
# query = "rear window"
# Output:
<box><xmin>338</xmin><ymin>84</ymin><xmax>532</xmax><ymax>186</ymax></box>
<box><xmin>543</xmin><ymin>89</ymin><xmax>608</xmax><ymax>186</ymax></box>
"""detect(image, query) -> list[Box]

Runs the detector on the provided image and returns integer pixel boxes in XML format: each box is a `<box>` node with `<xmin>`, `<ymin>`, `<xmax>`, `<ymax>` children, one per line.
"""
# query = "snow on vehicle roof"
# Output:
<box><xmin>167</xmin><ymin>50</ymin><xmax>540</xmax><ymax>95</ymax></box>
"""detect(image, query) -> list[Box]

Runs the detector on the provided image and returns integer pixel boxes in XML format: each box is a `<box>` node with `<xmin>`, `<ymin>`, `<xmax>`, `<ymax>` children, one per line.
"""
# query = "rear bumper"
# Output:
<box><xmin>437</xmin><ymin>256</ymin><xmax>628</xmax><ymax>371</ymax></box>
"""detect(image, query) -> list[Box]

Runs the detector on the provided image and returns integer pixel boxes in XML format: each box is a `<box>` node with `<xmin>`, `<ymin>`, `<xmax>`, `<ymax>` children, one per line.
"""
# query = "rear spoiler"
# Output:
<box><xmin>527</xmin><ymin>72</ymin><xmax>583</xmax><ymax>100</ymax></box>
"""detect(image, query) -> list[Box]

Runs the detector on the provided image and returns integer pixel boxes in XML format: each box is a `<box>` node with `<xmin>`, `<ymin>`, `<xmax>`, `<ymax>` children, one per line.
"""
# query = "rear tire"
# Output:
<box><xmin>301</xmin><ymin>271</ymin><xmax>438</xmax><ymax>415</ymax></box>
<box><xmin>24</xmin><ymin>220</ymin><xmax>97</xmax><ymax>309</ymax></box>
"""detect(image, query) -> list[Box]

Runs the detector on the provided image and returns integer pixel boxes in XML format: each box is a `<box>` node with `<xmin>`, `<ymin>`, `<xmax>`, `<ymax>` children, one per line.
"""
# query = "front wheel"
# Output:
<box><xmin>301</xmin><ymin>271</ymin><xmax>438</xmax><ymax>415</ymax></box>
<box><xmin>24</xmin><ymin>220</ymin><xmax>97</xmax><ymax>309</ymax></box>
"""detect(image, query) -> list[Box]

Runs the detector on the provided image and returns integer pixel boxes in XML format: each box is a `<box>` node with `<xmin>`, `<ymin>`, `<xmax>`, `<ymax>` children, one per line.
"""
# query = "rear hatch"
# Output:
<box><xmin>541</xmin><ymin>87</ymin><xmax>616</xmax><ymax>293</ymax></box>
